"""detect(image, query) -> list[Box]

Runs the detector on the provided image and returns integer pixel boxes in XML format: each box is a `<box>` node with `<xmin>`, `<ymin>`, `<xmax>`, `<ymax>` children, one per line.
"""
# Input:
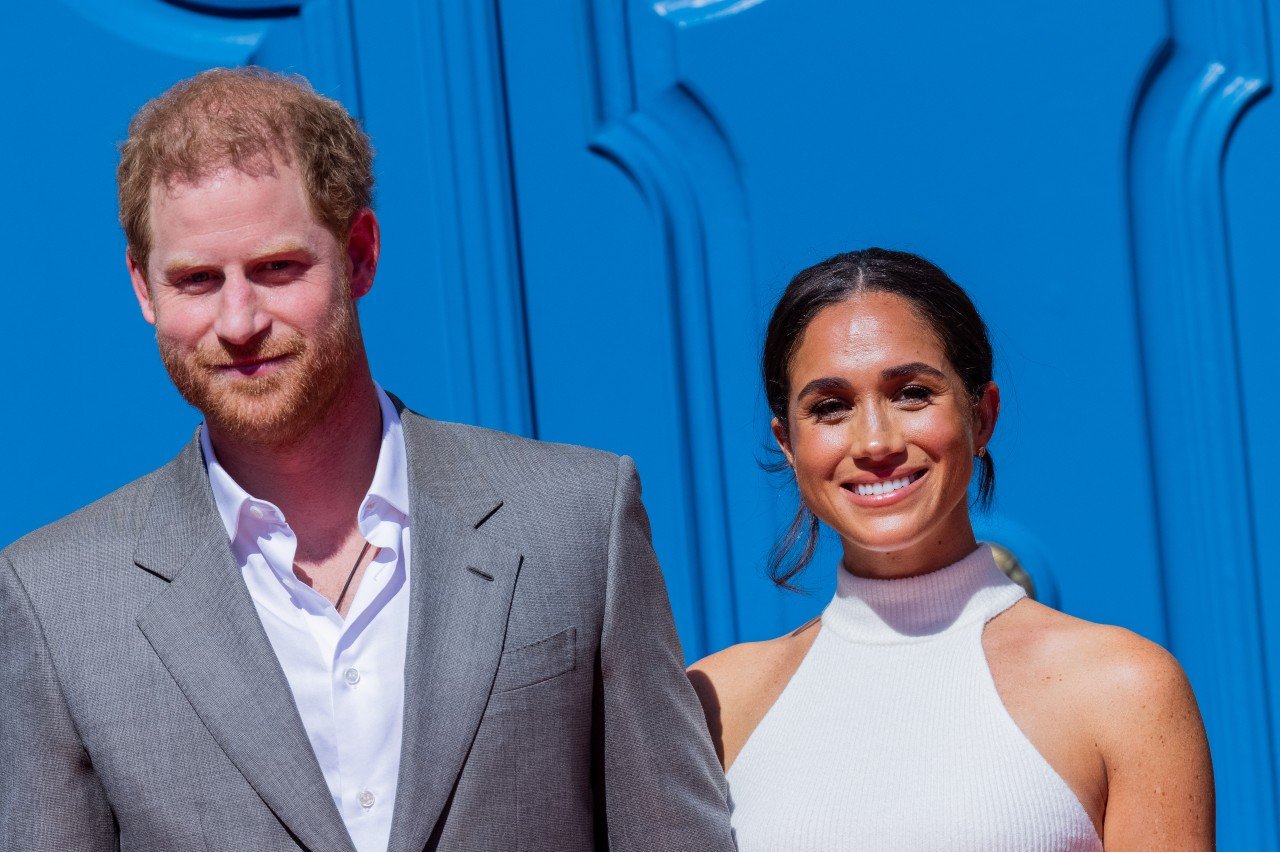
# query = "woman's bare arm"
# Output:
<box><xmin>1093</xmin><ymin>634</ymin><xmax>1215</xmax><ymax>850</ymax></box>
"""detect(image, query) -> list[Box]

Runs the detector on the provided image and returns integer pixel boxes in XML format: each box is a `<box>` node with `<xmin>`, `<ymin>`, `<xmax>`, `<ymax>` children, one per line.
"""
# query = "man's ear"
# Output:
<box><xmin>346</xmin><ymin>208</ymin><xmax>380</xmax><ymax>300</ymax></box>
<box><xmin>771</xmin><ymin>416</ymin><xmax>796</xmax><ymax>469</ymax></box>
<box><xmin>974</xmin><ymin>381</ymin><xmax>1000</xmax><ymax>451</ymax></box>
<box><xmin>127</xmin><ymin>250</ymin><xmax>157</xmax><ymax>326</ymax></box>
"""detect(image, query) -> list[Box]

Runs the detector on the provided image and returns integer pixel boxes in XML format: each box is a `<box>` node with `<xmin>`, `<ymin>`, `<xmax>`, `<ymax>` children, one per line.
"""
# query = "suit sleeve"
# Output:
<box><xmin>1</xmin><ymin>551</ymin><xmax>117</xmax><ymax>851</ymax></box>
<box><xmin>596</xmin><ymin>456</ymin><xmax>735</xmax><ymax>851</ymax></box>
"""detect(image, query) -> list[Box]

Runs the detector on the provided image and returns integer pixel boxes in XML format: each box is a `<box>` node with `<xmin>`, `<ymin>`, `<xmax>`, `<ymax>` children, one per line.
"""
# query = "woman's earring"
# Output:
<box><xmin>976</xmin><ymin>446</ymin><xmax>987</xmax><ymax>458</ymax></box>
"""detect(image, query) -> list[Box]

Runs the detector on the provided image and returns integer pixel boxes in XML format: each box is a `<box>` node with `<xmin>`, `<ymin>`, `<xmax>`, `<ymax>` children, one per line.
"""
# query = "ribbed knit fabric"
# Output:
<box><xmin>726</xmin><ymin>545</ymin><xmax>1103</xmax><ymax>852</ymax></box>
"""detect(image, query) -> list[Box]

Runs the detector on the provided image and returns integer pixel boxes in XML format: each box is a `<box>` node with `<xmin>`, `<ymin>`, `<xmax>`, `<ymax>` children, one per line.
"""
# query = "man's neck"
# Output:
<box><xmin>206</xmin><ymin>371</ymin><xmax>384</xmax><ymax>561</ymax></box>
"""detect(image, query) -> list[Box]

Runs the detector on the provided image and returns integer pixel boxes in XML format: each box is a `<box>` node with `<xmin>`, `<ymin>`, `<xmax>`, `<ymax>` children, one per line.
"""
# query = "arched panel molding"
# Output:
<box><xmin>1128</xmin><ymin>0</ymin><xmax>1277</xmax><ymax>845</ymax></box>
<box><xmin>581</xmin><ymin>0</ymin><xmax>769</xmax><ymax>653</ymax></box>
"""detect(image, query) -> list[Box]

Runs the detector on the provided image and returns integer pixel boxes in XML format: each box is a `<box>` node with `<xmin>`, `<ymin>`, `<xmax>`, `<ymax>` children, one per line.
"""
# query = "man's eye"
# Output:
<box><xmin>175</xmin><ymin>270</ymin><xmax>217</xmax><ymax>289</ymax></box>
<box><xmin>259</xmin><ymin>259</ymin><xmax>306</xmax><ymax>281</ymax></box>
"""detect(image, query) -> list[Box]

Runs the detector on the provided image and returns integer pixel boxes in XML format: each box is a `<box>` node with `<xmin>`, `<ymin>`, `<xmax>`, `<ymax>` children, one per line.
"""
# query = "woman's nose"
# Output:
<box><xmin>854</xmin><ymin>404</ymin><xmax>906</xmax><ymax>461</ymax></box>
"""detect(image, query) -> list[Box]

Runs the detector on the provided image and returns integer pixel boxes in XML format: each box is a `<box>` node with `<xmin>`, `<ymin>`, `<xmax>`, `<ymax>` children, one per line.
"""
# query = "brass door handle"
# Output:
<box><xmin>989</xmin><ymin>541</ymin><xmax>1037</xmax><ymax>600</ymax></box>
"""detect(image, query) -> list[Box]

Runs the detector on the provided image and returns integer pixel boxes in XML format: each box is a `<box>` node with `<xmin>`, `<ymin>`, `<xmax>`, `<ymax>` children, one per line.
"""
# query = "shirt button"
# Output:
<box><xmin>359</xmin><ymin>790</ymin><xmax>375</xmax><ymax>809</ymax></box>
<box><xmin>343</xmin><ymin>667</ymin><xmax>361</xmax><ymax>686</ymax></box>
<box><xmin>248</xmin><ymin>505</ymin><xmax>264</xmax><ymax>519</ymax></box>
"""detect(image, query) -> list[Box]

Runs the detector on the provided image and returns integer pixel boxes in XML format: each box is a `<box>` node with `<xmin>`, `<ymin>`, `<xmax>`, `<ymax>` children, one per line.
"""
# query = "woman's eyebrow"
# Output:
<box><xmin>881</xmin><ymin>362</ymin><xmax>947</xmax><ymax>382</ymax></box>
<box><xmin>796</xmin><ymin>376</ymin><xmax>853</xmax><ymax>399</ymax></box>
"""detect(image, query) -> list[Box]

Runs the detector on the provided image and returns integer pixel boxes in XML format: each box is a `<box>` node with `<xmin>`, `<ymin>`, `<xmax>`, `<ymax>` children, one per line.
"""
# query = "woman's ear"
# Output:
<box><xmin>771</xmin><ymin>416</ymin><xmax>796</xmax><ymax>468</ymax></box>
<box><xmin>974</xmin><ymin>381</ymin><xmax>1000</xmax><ymax>450</ymax></box>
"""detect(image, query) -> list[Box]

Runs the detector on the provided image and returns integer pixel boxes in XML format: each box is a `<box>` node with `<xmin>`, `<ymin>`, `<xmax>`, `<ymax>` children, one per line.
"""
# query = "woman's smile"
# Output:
<box><xmin>842</xmin><ymin>469</ymin><xmax>927</xmax><ymax>505</ymax></box>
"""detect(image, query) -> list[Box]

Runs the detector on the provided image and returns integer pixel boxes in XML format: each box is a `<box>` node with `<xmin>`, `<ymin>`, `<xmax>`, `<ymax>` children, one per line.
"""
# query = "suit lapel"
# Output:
<box><xmin>134</xmin><ymin>438</ymin><xmax>355</xmax><ymax>853</ymax></box>
<box><xmin>387</xmin><ymin>411</ymin><xmax>522</xmax><ymax>852</ymax></box>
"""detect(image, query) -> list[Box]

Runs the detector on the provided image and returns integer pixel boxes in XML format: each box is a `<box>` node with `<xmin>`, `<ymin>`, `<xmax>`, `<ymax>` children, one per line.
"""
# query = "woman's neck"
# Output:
<box><xmin>839</xmin><ymin>512</ymin><xmax>978</xmax><ymax>580</ymax></box>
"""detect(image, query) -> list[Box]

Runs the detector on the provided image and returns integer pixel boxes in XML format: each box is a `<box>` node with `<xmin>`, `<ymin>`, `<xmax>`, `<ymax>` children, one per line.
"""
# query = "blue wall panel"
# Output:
<box><xmin>350</xmin><ymin>0</ymin><xmax>531</xmax><ymax>434</ymax></box>
<box><xmin>1129</xmin><ymin>0</ymin><xmax>1278</xmax><ymax>843</ymax></box>
<box><xmin>1227</xmin><ymin>7</ymin><xmax>1280</xmax><ymax>844</ymax></box>
<box><xmin>498</xmin><ymin>0</ymin><xmax>731</xmax><ymax>656</ymax></box>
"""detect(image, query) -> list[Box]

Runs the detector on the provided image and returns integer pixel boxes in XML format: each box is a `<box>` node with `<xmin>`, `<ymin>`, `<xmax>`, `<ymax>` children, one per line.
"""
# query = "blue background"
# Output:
<box><xmin>1</xmin><ymin>0</ymin><xmax>1277</xmax><ymax>846</ymax></box>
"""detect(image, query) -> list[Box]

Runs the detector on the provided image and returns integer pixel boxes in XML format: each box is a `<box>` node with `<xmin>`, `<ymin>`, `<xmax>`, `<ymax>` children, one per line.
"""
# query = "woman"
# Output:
<box><xmin>689</xmin><ymin>249</ymin><xmax>1213</xmax><ymax>851</ymax></box>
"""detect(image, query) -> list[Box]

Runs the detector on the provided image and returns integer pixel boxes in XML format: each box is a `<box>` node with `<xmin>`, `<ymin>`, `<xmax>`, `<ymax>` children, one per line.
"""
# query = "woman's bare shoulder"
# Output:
<box><xmin>989</xmin><ymin>598</ymin><xmax>1212</xmax><ymax>846</ymax></box>
<box><xmin>989</xmin><ymin>598</ymin><xmax>1189</xmax><ymax>698</ymax></box>
<box><xmin>989</xmin><ymin>598</ymin><xmax>1204</xmax><ymax>760</ymax></box>
<box><xmin>688</xmin><ymin>617</ymin><xmax>822</xmax><ymax>769</ymax></box>
<box><xmin>690</xmin><ymin>616</ymin><xmax>820</xmax><ymax>686</ymax></box>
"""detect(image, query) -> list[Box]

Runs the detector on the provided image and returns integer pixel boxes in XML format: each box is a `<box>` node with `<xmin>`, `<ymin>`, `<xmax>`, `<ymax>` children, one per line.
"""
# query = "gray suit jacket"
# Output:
<box><xmin>0</xmin><ymin>404</ymin><xmax>733</xmax><ymax>851</ymax></box>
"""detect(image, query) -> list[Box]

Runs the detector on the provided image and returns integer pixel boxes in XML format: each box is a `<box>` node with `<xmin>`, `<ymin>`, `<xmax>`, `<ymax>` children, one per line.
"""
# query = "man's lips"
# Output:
<box><xmin>208</xmin><ymin>353</ymin><xmax>293</xmax><ymax>376</ymax></box>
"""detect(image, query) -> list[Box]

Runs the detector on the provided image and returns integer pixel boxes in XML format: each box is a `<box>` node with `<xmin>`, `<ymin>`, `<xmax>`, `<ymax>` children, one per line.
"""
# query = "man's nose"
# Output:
<box><xmin>212</xmin><ymin>272</ymin><xmax>268</xmax><ymax>346</ymax></box>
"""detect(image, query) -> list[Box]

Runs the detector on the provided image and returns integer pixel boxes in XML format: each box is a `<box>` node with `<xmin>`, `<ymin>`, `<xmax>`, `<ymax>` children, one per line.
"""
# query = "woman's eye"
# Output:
<box><xmin>897</xmin><ymin>385</ymin><xmax>933</xmax><ymax>404</ymax></box>
<box><xmin>809</xmin><ymin>399</ymin><xmax>850</xmax><ymax>421</ymax></box>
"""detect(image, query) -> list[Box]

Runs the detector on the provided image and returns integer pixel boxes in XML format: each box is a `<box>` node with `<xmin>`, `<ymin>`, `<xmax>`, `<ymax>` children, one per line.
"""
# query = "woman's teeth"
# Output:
<box><xmin>853</xmin><ymin>472</ymin><xmax>922</xmax><ymax>496</ymax></box>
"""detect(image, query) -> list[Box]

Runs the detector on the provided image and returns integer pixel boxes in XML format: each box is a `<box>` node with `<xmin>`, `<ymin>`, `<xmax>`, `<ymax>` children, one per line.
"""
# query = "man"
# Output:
<box><xmin>0</xmin><ymin>68</ymin><xmax>733</xmax><ymax>851</ymax></box>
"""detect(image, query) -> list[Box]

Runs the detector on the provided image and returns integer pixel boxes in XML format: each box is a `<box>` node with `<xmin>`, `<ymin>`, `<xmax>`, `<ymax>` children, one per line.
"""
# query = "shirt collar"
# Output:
<box><xmin>201</xmin><ymin>384</ymin><xmax>410</xmax><ymax>547</ymax></box>
<box><xmin>357</xmin><ymin>386</ymin><xmax>410</xmax><ymax>550</ymax></box>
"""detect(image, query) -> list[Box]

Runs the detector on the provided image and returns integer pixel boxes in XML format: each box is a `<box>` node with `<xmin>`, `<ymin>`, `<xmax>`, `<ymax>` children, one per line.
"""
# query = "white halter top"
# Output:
<box><xmin>726</xmin><ymin>545</ymin><xmax>1102</xmax><ymax>851</ymax></box>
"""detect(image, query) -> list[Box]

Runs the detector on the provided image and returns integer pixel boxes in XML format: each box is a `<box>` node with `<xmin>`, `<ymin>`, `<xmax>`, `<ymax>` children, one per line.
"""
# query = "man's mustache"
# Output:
<box><xmin>192</xmin><ymin>336</ymin><xmax>304</xmax><ymax>369</ymax></box>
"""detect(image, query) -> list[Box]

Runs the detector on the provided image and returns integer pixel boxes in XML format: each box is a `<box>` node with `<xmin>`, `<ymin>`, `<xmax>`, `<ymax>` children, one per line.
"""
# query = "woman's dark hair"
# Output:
<box><xmin>763</xmin><ymin>247</ymin><xmax>996</xmax><ymax>589</ymax></box>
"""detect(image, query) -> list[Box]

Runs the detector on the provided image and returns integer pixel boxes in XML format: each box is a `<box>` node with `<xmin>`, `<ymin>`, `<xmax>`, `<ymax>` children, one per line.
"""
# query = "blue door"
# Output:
<box><xmin>497</xmin><ymin>2</ymin><xmax>1280</xmax><ymax>845</ymax></box>
<box><xmin>2</xmin><ymin>0</ymin><xmax>1277</xmax><ymax>846</ymax></box>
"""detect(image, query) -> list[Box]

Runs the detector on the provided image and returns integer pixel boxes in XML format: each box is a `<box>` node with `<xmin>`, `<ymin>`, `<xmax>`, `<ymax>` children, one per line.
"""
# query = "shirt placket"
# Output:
<box><xmin>330</xmin><ymin>540</ymin><xmax>398</xmax><ymax>834</ymax></box>
<box><xmin>240</xmin><ymin>490</ymin><xmax>404</xmax><ymax>850</ymax></box>
<box><xmin>250</xmin><ymin>503</ymin><xmax>349</xmax><ymax>805</ymax></box>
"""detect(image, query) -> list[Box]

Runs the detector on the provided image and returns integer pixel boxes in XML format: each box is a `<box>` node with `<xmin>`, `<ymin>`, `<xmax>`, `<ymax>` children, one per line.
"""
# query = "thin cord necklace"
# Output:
<box><xmin>335</xmin><ymin>541</ymin><xmax>376</xmax><ymax>614</ymax></box>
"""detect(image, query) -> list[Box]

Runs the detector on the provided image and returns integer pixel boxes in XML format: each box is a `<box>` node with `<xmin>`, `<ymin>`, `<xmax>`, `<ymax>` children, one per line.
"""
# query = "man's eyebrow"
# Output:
<box><xmin>881</xmin><ymin>362</ymin><xmax>947</xmax><ymax>381</ymax></box>
<box><xmin>795</xmin><ymin>376</ymin><xmax>853</xmax><ymax>399</ymax></box>
<box><xmin>160</xmin><ymin>242</ymin><xmax>313</xmax><ymax>279</ymax></box>
<box><xmin>161</xmin><ymin>256</ymin><xmax>204</xmax><ymax>279</ymax></box>
<box><xmin>253</xmin><ymin>240</ymin><xmax>312</xmax><ymax>258</ymax></box>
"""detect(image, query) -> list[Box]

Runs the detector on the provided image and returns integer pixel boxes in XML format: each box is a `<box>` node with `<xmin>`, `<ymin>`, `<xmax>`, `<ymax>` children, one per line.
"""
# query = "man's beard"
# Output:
<box><xmin>157</xmin><ymin>290</ymin><xmax>360</xmax><ymax>449</ymax></box>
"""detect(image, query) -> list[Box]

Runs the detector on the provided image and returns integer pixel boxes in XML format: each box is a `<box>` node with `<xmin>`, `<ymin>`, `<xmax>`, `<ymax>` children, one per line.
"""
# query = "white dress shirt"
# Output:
<box><xmin>201</xmin><ymin>387</ymin><xmax>410</xmax><ymax>852</ymax></box>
